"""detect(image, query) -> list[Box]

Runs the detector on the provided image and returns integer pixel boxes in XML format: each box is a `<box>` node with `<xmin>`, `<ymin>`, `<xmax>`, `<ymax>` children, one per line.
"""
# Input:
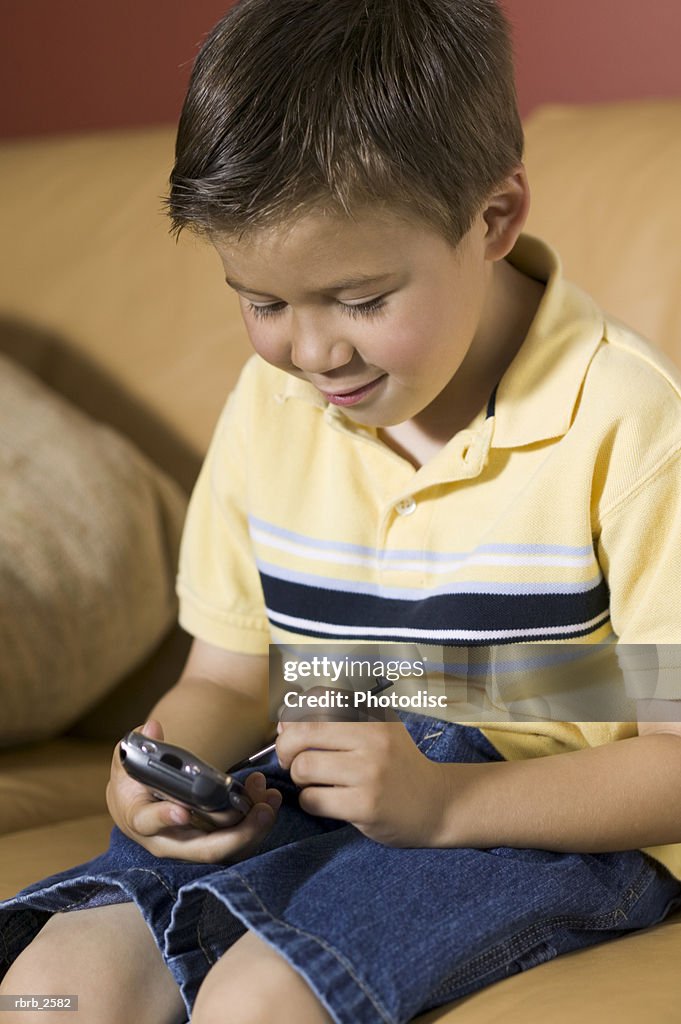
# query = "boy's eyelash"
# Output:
<box><xmin>246</xmin><ymin>302</ymin><xmax>283</xmax><ymax>319</ymax></box>
<box><xmin>246</xmin><ymin>297</ymin><xmax>387</xmax><ymax>320</ymax></box>
<box><xmin>341</xmin><ymin>297</ymin><xmax>388</xmax><ymax>319</ymax></box>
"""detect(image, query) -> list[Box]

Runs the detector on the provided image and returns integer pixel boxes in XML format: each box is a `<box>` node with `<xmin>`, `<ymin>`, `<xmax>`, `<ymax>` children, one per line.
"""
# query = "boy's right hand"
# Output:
<box><xmin>106</xmin><ymin>720</ymin><xmax>282</xmax><ymax>863</ymax></box>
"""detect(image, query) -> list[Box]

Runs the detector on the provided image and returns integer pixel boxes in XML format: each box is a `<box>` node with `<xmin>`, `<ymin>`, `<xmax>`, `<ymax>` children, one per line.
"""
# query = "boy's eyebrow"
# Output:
<box><xmin>224</xmin><ymin>272</ymin><xmax>395</xmax><ymax>296</ymax></box>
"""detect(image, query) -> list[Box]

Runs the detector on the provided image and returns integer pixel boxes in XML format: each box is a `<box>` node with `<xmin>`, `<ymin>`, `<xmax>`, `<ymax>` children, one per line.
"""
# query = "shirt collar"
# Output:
<box><xmin>273</xmin><ymin>234</ymin><xmax>605</xmax><ymax>450</ymax></box>
<box><xmin>490</xmin><ymin>234</ymin><xmax>604</xmax><ymax>448</ymax></box>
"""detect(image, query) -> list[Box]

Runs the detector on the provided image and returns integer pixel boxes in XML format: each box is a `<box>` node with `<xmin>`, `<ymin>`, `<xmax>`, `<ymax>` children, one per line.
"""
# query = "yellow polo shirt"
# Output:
<box><xmin>177</xmin><ymin>234</ymin><xmax>681</xmax><ymax>876</ymax></box>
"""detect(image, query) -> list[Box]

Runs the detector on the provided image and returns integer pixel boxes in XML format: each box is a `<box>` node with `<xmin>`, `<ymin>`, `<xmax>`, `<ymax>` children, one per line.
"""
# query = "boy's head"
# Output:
<box><xmin>167</xmin><ymin>0</ymin><xmax>535</xmax><ymax>437</ymax></box>
<box><xmin>167</xmin><ymin>0</ymin><xmax>523</xmax><ymax>246</ymax></box>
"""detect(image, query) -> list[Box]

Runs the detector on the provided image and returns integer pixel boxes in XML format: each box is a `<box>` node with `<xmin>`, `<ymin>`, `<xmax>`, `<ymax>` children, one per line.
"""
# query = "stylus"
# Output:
<box><xmin>225</xmin><ymin>675</ymin><xmax>395</xmax><ymax>773</ymax></box>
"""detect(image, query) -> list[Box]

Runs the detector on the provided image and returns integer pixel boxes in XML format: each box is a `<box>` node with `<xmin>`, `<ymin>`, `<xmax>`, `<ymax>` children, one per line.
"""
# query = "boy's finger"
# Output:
<box><xmin>139</xmin><ymin>718</ymin><xmax>164</xmax><ymax>740</ymax></box>
<box><xmin>242</xmin><ymin>770</ymin><xmax>267</xmax><ymax>800</ymax></box>
<box><xmin>193</xmin><ymin>800</ymin><xmax>280</xmax><ymax>861</ymax></box>
<box><xmin>265</xmin><ymin>787</ymin><xmax>283</xmax><ymax>811</ymax></box>
<box><xmin>129</xmin><ymin>779</ymin><xmax>280</xmax><ymax>839</ymax></box>
<box><xmin>276</xmin><ymin>720</ymin><xmax>359</xmax><ymax>768</ymax></box>
<box><xmin>149</xmin><ymin>797</ymin><xmax>282</xmax><ymax>863</ymax></box>
<box><xmin>128</xmin><ymin>794</ymin><xmax>191</xmax><ymax>836</ymax></box>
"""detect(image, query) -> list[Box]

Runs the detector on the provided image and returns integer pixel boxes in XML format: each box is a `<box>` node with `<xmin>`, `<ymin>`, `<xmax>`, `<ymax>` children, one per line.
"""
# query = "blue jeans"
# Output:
<box><xmin>2</xmin><ymin>717</ymin><xmax>680</xmax><ymax>1024</ymax></box>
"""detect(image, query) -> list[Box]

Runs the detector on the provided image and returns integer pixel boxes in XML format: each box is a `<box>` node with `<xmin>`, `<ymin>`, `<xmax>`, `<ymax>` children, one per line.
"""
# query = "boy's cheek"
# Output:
<box><xmin>242</xmin><ymin>325</ymin><xmax>280</xmax><ymax>361</ymax></box>
<box><xmin>250</xmin><ymin>336</ymin><xmax>294</xmax><ymax>374</ymax></box>
<box><xmin>237</xmin><ymin>309</ymin><xmax>280</xmax><ymax>358</ymax></box>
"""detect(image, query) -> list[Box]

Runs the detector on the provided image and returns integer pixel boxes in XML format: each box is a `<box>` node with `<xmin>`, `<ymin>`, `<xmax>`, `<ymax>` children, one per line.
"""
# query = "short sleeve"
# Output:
<box><xmin>598</xmin><ymin>447</ymin><xmax>681</xmax><ymax>701</ymax></box>
<box><xmin>175</xmin><ymin>366</ymin><xmax>270</xmax><ymax>654</ymax></box>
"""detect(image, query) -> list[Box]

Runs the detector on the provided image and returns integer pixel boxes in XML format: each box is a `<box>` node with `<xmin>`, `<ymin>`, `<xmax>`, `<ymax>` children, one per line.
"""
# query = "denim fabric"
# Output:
<box><xmin>2</xmin><ymin>716</ymin><xmax>680</xmax><ymax>1024</ymax></box>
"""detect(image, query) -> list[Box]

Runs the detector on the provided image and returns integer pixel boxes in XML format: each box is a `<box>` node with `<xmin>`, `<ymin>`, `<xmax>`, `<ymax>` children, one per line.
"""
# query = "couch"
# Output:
<box><xmin>1</xmin><ymin>100</ymin><xmax>680</xmax><ymax>1021</ymax></box>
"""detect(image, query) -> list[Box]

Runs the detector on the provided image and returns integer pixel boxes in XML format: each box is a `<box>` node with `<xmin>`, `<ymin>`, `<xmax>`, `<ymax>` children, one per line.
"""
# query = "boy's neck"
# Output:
<box><xmin>380</xmin><ymin>259</ymin><xmax>544</xmax><ymax>469</ymax></box>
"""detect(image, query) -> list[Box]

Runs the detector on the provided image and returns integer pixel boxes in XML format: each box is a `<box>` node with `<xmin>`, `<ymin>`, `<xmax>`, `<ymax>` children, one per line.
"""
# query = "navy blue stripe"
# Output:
<box><xmin>259</xmin><ymin>572</ymin><xmax>610</xmax><ymax>644</ymax></box>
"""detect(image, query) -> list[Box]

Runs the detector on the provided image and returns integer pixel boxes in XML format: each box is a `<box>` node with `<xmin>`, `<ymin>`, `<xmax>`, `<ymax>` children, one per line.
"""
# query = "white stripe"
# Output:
<box><xmin>266</xmin><ymin>608</ymin><xmax>610</xmax><ymax>642</ymax></box>
<box><xmin>251</xmin><ymin>526</ymin><xmax>596</xmax><ymax>574</ymax></box>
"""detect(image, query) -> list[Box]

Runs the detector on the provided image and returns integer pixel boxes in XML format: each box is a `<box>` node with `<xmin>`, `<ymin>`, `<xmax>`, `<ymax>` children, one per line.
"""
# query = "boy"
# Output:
<box><xmin>2</xmin><ymin>1</ymin><xmax>681</xmax><ymax>1022</ymax></box>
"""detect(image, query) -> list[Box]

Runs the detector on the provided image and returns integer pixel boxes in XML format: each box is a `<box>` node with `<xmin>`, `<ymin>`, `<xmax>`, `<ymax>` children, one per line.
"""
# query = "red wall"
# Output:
<box><xmin>0</xmin><ymin>0</ymin><xmax>235</xmax><ymax>137</ymax></box>
<box><xmin>507</xmin><ymin>0</ymin><xmax>681</xmax><ymax>115</ymax></box>
<box><xmin>1</xmin><ymin>0</ymin><xmax>680</xmax><ymax>138</ymax></box>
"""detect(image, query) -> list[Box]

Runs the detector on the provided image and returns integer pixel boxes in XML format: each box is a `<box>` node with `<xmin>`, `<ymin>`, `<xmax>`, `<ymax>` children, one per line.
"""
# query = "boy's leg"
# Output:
<box><xmin>192</xmin><ymin>929</ymin><xmax>333</xmax><ymax>1024</ymax></box>
<box><xmin>0</xmin><ymin>902</ymin><xmax>186</xmax><ymax>1024</ymax></box>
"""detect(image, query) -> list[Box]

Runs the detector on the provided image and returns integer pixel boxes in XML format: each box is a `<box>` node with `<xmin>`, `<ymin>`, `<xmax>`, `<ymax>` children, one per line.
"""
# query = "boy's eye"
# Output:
<box><xmin>246</xmin><ymin>301</ymin><xmax>286</xmax><ymax>319</ymax></box>
<box><xmin>246</xmin><ymin>297</ymin><xmax>387</xmax><ymax>320</ymax></box>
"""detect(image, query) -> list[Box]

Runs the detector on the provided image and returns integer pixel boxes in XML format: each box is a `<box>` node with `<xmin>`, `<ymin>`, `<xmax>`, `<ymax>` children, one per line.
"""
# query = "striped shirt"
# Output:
<box><xmin>177</xmin><ymin>234</ymin><xmax>681</xmax><ymax>876</ymax></box>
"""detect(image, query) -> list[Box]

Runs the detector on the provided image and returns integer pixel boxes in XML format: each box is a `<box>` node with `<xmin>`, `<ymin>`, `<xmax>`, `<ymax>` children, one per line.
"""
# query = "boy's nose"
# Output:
<box><xmin>289</xmin><ymin>319</ymin><xmax>354</xmax><ymax>374</ymax></box>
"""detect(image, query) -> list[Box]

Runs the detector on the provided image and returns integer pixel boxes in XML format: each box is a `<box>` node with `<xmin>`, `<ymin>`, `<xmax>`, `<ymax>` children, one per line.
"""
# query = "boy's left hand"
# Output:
<box><xmin>275</xmin><ymin>718</ymin><xmax>450</xmax><ymax>846</ymax></box>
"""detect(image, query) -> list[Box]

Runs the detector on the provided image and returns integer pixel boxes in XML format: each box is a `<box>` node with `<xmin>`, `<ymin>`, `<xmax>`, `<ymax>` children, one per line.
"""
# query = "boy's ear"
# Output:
<box><xmin>480</xmin><ymin>165</ymin><xmax>531</xmax><ymax>261</ymax></box>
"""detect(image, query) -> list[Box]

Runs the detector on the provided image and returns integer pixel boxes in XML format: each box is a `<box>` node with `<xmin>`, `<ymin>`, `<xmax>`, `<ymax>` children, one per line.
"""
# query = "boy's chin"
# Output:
<box><xmin>335</xmin><ymin>405</ymin><xmax>402</xmax><ymax>429</ymax></box>
<box><xmin>339</xmin><ymin>400</ymin><xmax>421</xmax><ymax>430</ymax></box>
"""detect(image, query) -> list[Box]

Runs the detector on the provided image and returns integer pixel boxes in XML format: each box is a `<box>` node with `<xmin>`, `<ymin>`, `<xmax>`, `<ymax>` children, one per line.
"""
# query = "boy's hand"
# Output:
<box><xmin>107</xmin><ymin>720</ymin><xmax>282</xmax><ymax>863</ymax></box>
<box><xmin>275</xmin><ymin>718</ymin><xmax>451</xmax><ymax>846</ymax></box>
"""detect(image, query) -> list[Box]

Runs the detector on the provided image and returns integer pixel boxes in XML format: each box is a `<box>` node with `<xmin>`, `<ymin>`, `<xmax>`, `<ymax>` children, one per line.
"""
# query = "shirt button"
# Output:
<box><xmin>395</xmin><ymin>496</ymin><xmax>416</xmax><ymax>516</ymax></box>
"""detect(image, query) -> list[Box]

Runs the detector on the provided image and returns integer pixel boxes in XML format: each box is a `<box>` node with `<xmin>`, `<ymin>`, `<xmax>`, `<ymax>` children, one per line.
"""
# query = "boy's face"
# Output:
<box><xmin>213</xmin><ymin>206</ymin><xmax>495</xmax><ymax>430</ymax></box>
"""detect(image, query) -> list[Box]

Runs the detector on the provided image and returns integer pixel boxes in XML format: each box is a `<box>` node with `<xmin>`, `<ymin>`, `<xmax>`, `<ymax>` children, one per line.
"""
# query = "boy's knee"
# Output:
<box><xmin>192</xmin><ymin>953</ymin><xmax>286</xmax><ymax>1024</ymax></box>
<box><xmin>192</xmin><ymin>931</ymin><xmax>330</xmax><ymax>1024</ymax></box>
<box><xmin>0</xmin><ymin>929</ymin><xmax>78</xmax><ymax>1023</ymax></box>
<box><xmin>1</xmin><ymin>905</ymin><xmax>185</xmax><ymax>1024</ymax></box>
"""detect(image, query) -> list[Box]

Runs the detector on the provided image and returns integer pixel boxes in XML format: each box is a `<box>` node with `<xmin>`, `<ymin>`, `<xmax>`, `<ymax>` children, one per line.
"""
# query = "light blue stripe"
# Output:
<box><xmin>249</xmin><ymin>514</ymin><xmax>379</xmax><ymax>557</ymax></box>
<box><xmin>438</xmin><ymin>634</ymin><xmax>617</xmax><ymax>676</ymax></box>
<box><xmin>249</xmin><ymin>515</ymin><xmax>595</xmax><ymax>562</ymax></box>
<box><xmin>255</xmin><ymin>559</ymin><xmax>603</xmax><ymax>598</ymax></box>
<box><xmin>475</xmin><ymin>543</ymin><xmax>594</xmax><ymax>557</ymax></box>
<box><xmin>269</xmin><ymin>636</ymin><xmax>617</xmax><ymax>679</ymax></box>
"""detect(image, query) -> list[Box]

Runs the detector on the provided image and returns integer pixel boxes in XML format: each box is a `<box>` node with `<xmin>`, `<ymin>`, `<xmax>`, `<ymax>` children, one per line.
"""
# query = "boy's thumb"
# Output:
<box><xmin>139</xmin><ymin>718</ymin><xmax>164</xmax><ymax>740</ymax></box>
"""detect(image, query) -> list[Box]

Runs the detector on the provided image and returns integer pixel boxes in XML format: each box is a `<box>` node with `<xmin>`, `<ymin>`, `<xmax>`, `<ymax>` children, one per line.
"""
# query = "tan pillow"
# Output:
<box><xmin>0</xmin><ymin>354</ymin><xmax>188</xmax><ymax>745</ymax></box>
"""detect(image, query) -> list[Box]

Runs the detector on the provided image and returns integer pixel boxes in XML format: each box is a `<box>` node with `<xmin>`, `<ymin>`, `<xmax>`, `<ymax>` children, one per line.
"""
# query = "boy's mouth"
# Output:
<box><xmin>318</xmin><ymin>374</ymin><xmax>387</xmax><ymax>406</ymax></box>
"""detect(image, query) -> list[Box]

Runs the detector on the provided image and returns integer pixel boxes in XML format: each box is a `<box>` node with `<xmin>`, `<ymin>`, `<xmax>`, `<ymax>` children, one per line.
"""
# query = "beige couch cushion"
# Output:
<box><xmin>0</xmin><ymin>815</ymin><xmax>114</xmax><ymax>901</ymax></box>
<box><xmin>524</xmin><ymin>100</ymin><xmax>681</xmax><ymax>365</ymax></box>
<box><xmin>0</xmin><ymin>354</ymin><xmax>187</xmax><ymax>745</ymax></box>
<box><xmin>0</xmin><ymin>127</ymin><xmax>251</xmax><ymax>468</ymax></box>
<box><xmin>0</xmin><ymin>739</ymin><xmax>111</xmax><ymax>835</ymax></box>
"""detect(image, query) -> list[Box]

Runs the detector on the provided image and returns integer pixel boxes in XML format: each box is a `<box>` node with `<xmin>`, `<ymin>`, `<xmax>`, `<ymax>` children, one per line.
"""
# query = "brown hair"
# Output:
<box><xmin>167</xmin><ymin>0</ymin><xmax>523</xmax><ymax>245</ymax></box>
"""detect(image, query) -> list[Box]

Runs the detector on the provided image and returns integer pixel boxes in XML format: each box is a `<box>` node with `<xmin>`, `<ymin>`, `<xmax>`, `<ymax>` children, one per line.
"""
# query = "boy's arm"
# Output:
<box><xmin>145</xmin><ymin>637</ymin><xmax>274</xmax><ymax>769</ymax></box>
<box><xmin>440</xmin><ymin>404</ymin><xmax>681</xmax><ymax>855</ymax></box>
<box><xmin>435</xmin><ymin>712</ymin><xmax>681</xmax><ymax>852</ymax></box>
